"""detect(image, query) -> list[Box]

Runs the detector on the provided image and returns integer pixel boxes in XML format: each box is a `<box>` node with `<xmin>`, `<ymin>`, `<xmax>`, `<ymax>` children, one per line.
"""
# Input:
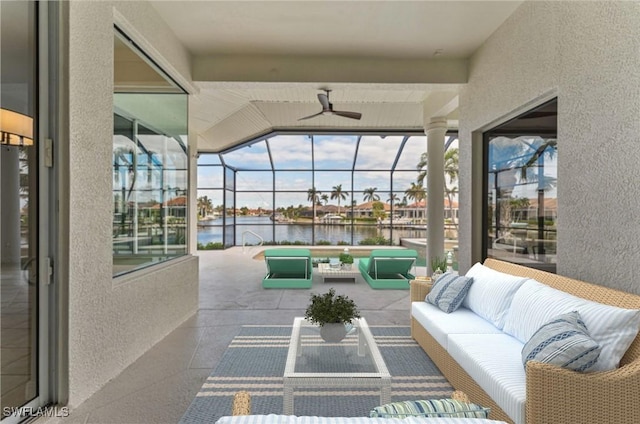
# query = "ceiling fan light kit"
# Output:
<box><xmin>298</xmin><ymin>90</ymin><xmax>362</xmax><ymax>121</ymax></box>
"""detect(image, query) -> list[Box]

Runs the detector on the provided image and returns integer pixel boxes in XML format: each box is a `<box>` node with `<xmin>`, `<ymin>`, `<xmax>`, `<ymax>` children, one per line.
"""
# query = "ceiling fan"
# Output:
<box><xmin>298</xmin><ymin>90</ymin><xmax>362</xmax><ymax>121</ymax></box>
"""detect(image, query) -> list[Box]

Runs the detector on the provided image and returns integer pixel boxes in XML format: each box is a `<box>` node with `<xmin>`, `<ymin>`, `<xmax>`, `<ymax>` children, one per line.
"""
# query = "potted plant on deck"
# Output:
<box><xmin>304</xmin><ymin>288</ymin><xmax>361</xmax><ymax>342</ymax></box>
<box><xmin>430</xmin><ymin>255</ymin><xmax>447</xmax><ymax>280</ymax></box>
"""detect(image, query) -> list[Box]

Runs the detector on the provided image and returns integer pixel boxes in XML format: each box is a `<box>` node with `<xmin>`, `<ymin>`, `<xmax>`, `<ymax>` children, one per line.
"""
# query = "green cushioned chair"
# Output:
<box><xmin>358</xmin><ymin>249</ymin><xmax>418</xmax><ymax>289</ymax></box>
<box><xmin>262</xmin><ymin>248</ymin><xmax>313</xmax><ymax>289</ymax></box>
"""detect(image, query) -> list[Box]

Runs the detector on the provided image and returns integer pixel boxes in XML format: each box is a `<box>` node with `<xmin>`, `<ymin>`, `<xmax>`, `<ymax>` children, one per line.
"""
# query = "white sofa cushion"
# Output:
<box><xmin>503</xmin><ymin>279</ymin><xmax>640</xmax><ymax>371</ymax></box>
<box><xmin>447</xmin><ymin>334</ymin><xmax>526</xmax><ymax>424</ymax></box>
<box><xmin>412</xmin><ymin>302</ymin><xmax>502</xmax><ymax>350</ymax></box>
<box><xmin>462</xmin><ymin>263</ymin><xmax>528</xmax><ymax>329</ymax></box>
<box><xmin>215</xmin><ymin>415</ymin><xmax>509</xmax><ymax>424</ymax></box>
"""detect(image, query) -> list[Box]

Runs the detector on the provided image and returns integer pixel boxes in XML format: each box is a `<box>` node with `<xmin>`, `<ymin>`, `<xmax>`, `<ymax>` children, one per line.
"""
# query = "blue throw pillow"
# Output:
<box><xmin>370</xmin><ymin>398</ymin><xmax>489</xmax><ymax>418</ymax></box>
<box><xmin>426</xmin><ymin>273</ymin><xmax>473</xmax><ymax>313</ymax></box>
<box><xmin>522</xmin><ymin>310</ymin><xmax>601</xmax><ymax>372</ymax></box>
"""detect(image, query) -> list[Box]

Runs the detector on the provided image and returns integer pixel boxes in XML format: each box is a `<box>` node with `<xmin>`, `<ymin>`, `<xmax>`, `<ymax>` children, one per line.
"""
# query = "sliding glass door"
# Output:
<box><xmin>1</xmin><ymin>1</ymin><xmax>58</xmax><ymax>422</ymax></box>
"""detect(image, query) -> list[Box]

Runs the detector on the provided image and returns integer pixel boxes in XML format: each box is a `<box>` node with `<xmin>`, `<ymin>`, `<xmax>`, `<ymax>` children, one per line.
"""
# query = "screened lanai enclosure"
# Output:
<box><xmin>196</xmin><ymin>132</ymin><xmax>460</xmax><ymax>249</ymax></box>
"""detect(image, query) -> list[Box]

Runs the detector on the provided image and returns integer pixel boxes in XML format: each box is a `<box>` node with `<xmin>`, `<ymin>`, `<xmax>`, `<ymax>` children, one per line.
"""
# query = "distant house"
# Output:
<box><xmin>396</xmin><ymin>199</ymin><xmax>460</xmax><ymax>224</ymax></box>
<box><xmin>147</xmin><ymin>196</ymin><xmax>187</xmax><ymax>219</ymax></box>
<box><xmin>347</xmin><ymin>201</ymin><xmax>391</xmax><ymax>219</ymax></box>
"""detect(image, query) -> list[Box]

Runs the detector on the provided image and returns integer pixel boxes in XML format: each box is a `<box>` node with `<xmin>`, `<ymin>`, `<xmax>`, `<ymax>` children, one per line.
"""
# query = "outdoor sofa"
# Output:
<box><xmin>410</xmin><ymin>258</ymin><xmax>640</xmax><ymax>424</ymax></box>
<box><xmin>262</xmin><ymin>248</ymin><xmax>313</xmax><ymax>289</ymax></box>
<box><xmin>358</xmin><ymin>248</ymin><xmax>418</xmax><ymax>289</ymax></box>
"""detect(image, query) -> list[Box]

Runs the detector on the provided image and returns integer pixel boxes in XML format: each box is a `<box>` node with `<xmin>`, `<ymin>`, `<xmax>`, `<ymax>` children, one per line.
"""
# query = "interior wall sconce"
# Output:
<box><xmin>0</xmin><ymin>108</ymin><xmax>34</xmax><ymax>146</ymax></box>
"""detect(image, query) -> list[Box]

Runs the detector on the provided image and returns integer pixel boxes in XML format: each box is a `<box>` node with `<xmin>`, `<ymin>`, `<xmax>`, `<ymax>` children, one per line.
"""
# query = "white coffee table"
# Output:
<box><xmin>283</xmin><ymin>317</ymin><xmax>391</xmax><ymax>415</ymax></box>
<box><xmin>317</xmin><ymin>263</ymin><xmax>360</xmax><ymax>283</ymax></box>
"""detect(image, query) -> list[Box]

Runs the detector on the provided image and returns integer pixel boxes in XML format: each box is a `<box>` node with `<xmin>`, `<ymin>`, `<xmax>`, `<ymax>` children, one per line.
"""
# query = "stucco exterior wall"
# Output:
<box><xmin>67</xmin><ymin>1</ymin><xmax>198</xmax><ymax>406</ymax></box>
<box><xmin>458</xmin><ymin>1</ymin><xmax>640</xmax><ymax>293</ymax></box>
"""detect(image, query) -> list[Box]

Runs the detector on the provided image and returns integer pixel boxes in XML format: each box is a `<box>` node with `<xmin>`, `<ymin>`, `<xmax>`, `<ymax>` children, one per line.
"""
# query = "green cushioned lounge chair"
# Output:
<box><xmin>358</xmin><ymin>249</ymin><xmax>418</xmax><ymax>289</ymax></box>
<box><xmin>262</xmin><ymin>248</ymin><xmax>313</xmax><ymax>289</ymax></box>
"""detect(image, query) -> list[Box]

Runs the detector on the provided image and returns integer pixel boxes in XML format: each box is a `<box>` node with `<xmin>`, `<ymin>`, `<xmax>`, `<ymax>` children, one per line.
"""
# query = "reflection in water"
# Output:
<box><xmin>198</xmin><ymin>216</ymin><xmax>427</xmax><ymax>246</ymax></box>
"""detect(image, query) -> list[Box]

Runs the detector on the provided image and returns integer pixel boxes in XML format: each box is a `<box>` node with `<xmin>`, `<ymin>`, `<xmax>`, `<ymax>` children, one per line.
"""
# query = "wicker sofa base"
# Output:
<box><xmin>410</xmin><ymin>258</ymin><xmax>640</xmax><ymax>424</ymax></box>
<box><xmin>411</xmin><ymin>318</ymin><xmax>513</xmax><ymax>424</ymax></box>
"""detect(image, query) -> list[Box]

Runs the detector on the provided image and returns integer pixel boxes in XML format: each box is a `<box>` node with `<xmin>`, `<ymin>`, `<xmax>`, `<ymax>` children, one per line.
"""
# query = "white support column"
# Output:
<box><xmin>425</xmin><ymin>117</ymin><xmax>447</xmax><ymax>275</ymax></box>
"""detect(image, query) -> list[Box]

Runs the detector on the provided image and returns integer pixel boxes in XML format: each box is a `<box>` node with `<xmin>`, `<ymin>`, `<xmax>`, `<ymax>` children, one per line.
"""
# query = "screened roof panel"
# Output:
<box><xmin>268</xmin><ymin>135</ymin><xmax>312</xmax><ymax>169</ymax></box>
<box><xmin>396</xmin><ymin>136</ymin><xmax>426</xmax><ymax>170</ymax></box>
<box><xmin>354</xmin><ymin>135</ymin><xmax>404</xmax><ymax>169</ymax></box>
<box><xmin>223</xmin><ymin>140</ymin><xmax>271</xmax><ymax>169</ymax></box>
<box><xmin>313</xmin><ymin>135</ymin><xmax>358</xmax><ymax>170</ymax></box>
<box><xmin>198</xmin><ymin>153</ymin><xmax>221</xmax><ymax>165</ymax></box>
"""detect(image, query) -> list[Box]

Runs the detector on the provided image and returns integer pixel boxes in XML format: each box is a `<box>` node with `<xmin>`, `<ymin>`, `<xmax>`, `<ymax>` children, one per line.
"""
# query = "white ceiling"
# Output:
<box><xmin>148</xmin><ymin>1</ymin><xmax>523</xmax><ymax>152</ymax></box>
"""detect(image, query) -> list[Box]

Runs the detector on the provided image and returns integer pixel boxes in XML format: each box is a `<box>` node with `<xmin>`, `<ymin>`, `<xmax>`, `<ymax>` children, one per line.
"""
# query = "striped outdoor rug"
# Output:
<box><xmin>179</xmin><ymin>325</ymin><xmax>453</xmax><ymax>424</ymax></box>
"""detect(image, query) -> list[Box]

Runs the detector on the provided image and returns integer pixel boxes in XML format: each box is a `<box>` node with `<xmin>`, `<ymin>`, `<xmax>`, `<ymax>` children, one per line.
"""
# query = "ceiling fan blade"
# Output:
<box><xmin>317</xmin><ymin>93</ymin><xmax>330</xmax><ymax>110</ymax></box>
<box><xmin>298</xmin><ymin>111</ymin><xmax>325</xmax><ymax>121</ymax></box>
<box><xmin>333</xmin><ymin>110</ymin><xmax>362</xmax><ymax>120</ymax></box>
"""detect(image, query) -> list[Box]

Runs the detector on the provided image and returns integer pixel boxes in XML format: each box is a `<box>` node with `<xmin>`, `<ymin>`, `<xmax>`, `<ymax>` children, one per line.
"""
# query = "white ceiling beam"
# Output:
<box><xmin>198</xmin><ymin>103</ymin><xmax>273</xmax><ymax>152</ymax></box>
<box><xmin>193</xmin><ymin>55</ymin><xmax>468</xmax><ymax>84</ymax></box>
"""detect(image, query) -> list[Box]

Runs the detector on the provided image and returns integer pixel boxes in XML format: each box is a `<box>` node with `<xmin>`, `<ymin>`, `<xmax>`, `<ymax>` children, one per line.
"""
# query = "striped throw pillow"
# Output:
<box><xmin>370</xmin><ymin>398</ymin><xmax>490</xmax><ymax>418</ymax></box>
<box><xmin>426</xmin><ymin>273</ymin><xmax>473</xmax><ymax>313</ymax></box>
<box><xmin>522</xmin><ymin>311</ymin><xmax>601</xmax><ymax>372</ymax></box>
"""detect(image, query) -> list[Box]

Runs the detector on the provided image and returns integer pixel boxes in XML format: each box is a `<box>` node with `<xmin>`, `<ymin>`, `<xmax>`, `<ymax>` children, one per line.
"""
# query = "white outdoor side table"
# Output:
<box><xmin>317</xmin><ymin>263</ymin><xmax>360</xmax><ymax>283</ymax></box>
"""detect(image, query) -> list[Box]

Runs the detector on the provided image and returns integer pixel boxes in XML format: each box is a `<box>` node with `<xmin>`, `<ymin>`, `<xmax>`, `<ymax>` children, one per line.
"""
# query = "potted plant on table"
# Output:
<box><xmin>339</xmin><ymin>249</ymin><xmax>354</xmax><ymax>270</ymax></box>
<box><xmin>304</xmin><ymin>288</ymin><xmax>361</xmax><ymax>342</ymax></box>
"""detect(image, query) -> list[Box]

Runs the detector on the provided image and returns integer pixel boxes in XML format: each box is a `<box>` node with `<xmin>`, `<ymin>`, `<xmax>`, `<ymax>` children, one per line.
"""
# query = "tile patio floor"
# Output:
<box><xmin>56</xmin><ymin>247</ymin><xmax>424</xmax><ymax>423</ymax></box>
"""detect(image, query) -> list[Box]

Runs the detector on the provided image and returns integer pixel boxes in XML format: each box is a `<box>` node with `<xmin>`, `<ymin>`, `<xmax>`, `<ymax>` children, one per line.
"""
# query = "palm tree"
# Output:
<box><xmin>307</xmin><ymin>187</ymin><xmax>321</xmax><ymax>221</ymax></box>
<box><xmin>331</xmin><ymin>184</ymin><xmax>347</xmax><ymax>215</ymax></box>
<box><xmin>363</xmin><ymin>187</ymin><xmax>380</xmax><ymax>203</ymax></box>
<box><xmin>404</xmin><ymin>182</ymin><xmax>426</xmax><ymax>204</ymax></box>
<box><xmin>415</xmin><ymin>147</ymin><xmax>460</xmax><ymax>228</ymax></box>
<box><xmin>444</xmin><ymin>148</ymin><xmax>459</xmax><ymax>228</ymax></box>
<box><xmin>197</xmin><ymin>196</ymin><xmax>213</xmax><ymax>218</ymax></box>
<box><xmin>321</xmin><ymin>194</ymin><xmax>329</xmax><ymax>205</ymax></box>
<box><xmin>387</xmin><ymin>193</ymin><xmax>399</xmax><ymax>205</ymax></box>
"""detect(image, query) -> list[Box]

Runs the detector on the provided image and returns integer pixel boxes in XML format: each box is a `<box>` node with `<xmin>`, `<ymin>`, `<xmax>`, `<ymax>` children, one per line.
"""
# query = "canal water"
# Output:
<box><xmin>198</xmin><ymin>216</ymin><xmax>427</xmax><ymax>246</ymax></box>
